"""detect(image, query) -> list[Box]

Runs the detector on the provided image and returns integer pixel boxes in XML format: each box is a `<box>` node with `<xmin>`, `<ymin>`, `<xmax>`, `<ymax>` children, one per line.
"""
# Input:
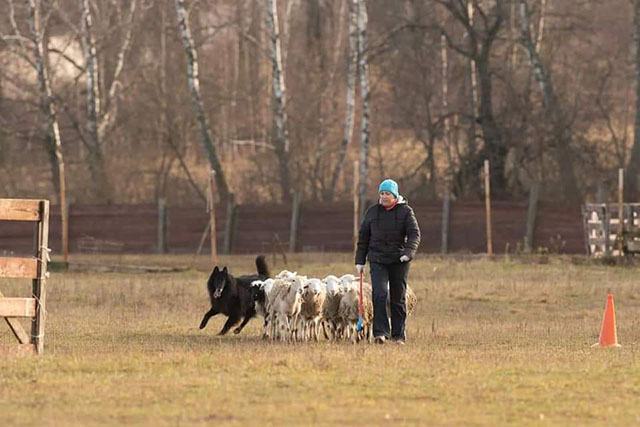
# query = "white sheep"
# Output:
<box><xmin>271</xmin><ymin>275</ymin><xmax>306</xmax><ymax>341</ymax></box>
<box><xmin>299</xmin><ymin>278</ymin><xmax>326</xmax><ymax>341</ymax></box>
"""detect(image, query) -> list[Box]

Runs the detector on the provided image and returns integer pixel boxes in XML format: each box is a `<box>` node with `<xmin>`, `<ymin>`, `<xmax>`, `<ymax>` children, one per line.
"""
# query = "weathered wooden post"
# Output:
<box><xmin>618</xmin><ymin>168</ymin><xmax>624</xmax><ymax>256</ymax></box>
<box><xmin>157</xmin><ymin>197</ymin><xmax>167</xmax><ymax>254</ymax></box>
<box><xmin>441</xmin><ymin>184</ymin><xmax>451</xmax><ymax>254</ymax></box>
<box><xmin>484</xmin><ymin>160</ymin><xmax>493</xmax><ymax>255</ymax></box>
<box><xmin>62</xmin><ymin>199</ymin><xmax>69</xmax><ymax>263</ymax></box>
<box><xmin>525</xmin><ymin>182</ymin><xmax>539</xmax><ymax>253</ymax></box>
<box><xmin>222</xmin><ymin>193</ymin><xmax>236</xmax><ymax>255</ymax></box>
<box><xmin>289</xmin><ymin>191</ymin><xmax>301</xmax><ymax>253</ymax></box>
<box><xmin>353</xmin><ymin>160</ymin><xmax>360</xmax><ymax>252</ymax></box>
<box><xmin>208</xmin><ymin>171</ymin><xmax>218</xmax><ymax>265</ymax></box>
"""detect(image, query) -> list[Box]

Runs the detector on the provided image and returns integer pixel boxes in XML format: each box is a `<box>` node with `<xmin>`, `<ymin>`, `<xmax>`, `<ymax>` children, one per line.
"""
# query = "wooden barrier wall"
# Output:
<box><xmin>0</xmin><ymin>200</ymin><xmax>584</xmax><ymax>255</ymax></box>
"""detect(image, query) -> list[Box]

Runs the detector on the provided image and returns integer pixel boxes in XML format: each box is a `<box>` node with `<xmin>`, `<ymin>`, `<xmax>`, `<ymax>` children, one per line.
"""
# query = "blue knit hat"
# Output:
<box><xmin>378</xmin><ymin>179</ymin><xmax>399</xmax><ymax>198</ymax></box>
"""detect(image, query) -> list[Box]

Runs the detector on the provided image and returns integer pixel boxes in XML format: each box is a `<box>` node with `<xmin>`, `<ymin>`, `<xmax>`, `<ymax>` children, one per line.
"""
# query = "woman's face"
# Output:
<box><xmin>379</xmin><ymin>191</ymin><xmax>396</xmax><ymax>207</ymax></box>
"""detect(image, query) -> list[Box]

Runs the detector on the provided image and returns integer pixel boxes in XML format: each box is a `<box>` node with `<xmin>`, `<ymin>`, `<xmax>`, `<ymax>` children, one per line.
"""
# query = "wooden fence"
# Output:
<box><xmin>0</xmin><ymin>200</ymin><xmax>585</xmax><ymax>255</ymax></box>
<box><xmin>0</xmin><ymin>199</ymin><xmax>49</xmax><ymax>355</ymax></box>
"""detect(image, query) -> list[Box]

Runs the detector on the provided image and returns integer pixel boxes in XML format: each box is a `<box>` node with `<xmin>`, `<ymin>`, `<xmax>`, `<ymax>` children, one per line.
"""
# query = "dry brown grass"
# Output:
<box><xmin>1</xmin><ymin>253</ymin><xmax>640</xmax><ymax>426</ymax></box>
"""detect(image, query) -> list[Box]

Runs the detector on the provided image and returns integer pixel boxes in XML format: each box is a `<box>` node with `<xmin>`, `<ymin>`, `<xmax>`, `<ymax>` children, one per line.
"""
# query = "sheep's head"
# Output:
<box><xmin>291</xmin><ymin>276</ymin><xmax>307</xmax><ymax>294</ymax></box>
<box><xmin>323</xmin><ymin>274</ymin><xmax>339</xmax><ymax>283</ymax></box>
<box><xmin>340</xmin><ymin>274</ymin><xmax>357</xmax><ymax>288</ymax></box>
<box><xmin>340</xmin><ymin>280</ymin><xmax>356</xmax><ymax>293</ymax></box>
<box><xmin>306</xmin><ymin>278</ymin><xmax>325</xmax><ymax>295</ymax></box>
<box><xmin>322</xmin><ymin>275</ymin><xmax>340</xmax><ymax>288</ymax></box>
<box><xmin>249</xmin><ymin>282</ymin><xmax>266</xmax><ymax>303</ymax></box>
<box><xmin>262</xmin><ymin>278</ymin><xmax>275</xmax><ymax>295</ymax></box>
<box><xmin>325</xmin><ymin>281</ymin><xmax>340</xmax><ymax>295</ymax></box>
<box><xmin>340</xmin><ymin>274</ymin><xmax>356</xmax><ymax>283</ymax></box>
<box><xmin>276</xmin><ymin>270</ymin><xmax>297</xmax><ymax>279</ymax></box>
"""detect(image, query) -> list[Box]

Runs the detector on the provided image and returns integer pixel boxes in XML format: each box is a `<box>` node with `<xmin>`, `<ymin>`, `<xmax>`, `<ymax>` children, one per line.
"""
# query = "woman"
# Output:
<box><xmin>355</xmin><ymin>178</ymin><xmax>421</xmax><ymax>344</ymax></box>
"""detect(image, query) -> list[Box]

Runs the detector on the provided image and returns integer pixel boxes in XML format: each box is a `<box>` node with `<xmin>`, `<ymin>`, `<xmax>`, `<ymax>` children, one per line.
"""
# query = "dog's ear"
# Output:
<box><xmin>213</xmin><ymin>266</ymin><xmax>219</xmax><ymax>273</ymax></box>
<box><xmin>222</xmin><ymin>266</ymin><xmax>228</xmax><ymax>274</ymax></box>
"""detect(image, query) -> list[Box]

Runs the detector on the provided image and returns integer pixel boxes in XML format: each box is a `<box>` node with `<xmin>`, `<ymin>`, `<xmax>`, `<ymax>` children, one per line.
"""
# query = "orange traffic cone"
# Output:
<box><xmin>592</xmin><ymin>294</ymin><xmax>621</xmax><ymax>348</ymax></box>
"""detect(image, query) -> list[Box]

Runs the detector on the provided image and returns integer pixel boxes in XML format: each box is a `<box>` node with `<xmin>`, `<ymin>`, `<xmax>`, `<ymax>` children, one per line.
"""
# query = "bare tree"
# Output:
<box><xmin>175</xmin><ymin>0</ymin><xmax>229</xmax><ymax>201</ymax></box>
<box><xmin>438</xmin><ymin>0</ymin><xmax>508</xmax><ymax>198</ymax></box>
<box><xmin>326</xmin><ymin>0</ymin><xmax>358</xmax><ymax>201</ymax></box>
<box><xmin>266</xmin><ymin>0</ymin><xmax>292</xmax><ymax>201</ymax></box>
<box><xmin>519</xmin><ymin>0</ymin><xmax>581</xmax><ymax>205</ymax></box>
<box><xmin>56</xmin><ymin>0</ymin><xmax>138</xmax><ymax>202</ymax></box>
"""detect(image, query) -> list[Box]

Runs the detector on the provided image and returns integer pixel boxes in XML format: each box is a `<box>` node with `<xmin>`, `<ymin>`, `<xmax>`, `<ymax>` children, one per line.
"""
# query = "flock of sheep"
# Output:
<box><xmin>249</xmin><ymin>270</ymin><xmax>417</xmax><ymax>343</ymax></box>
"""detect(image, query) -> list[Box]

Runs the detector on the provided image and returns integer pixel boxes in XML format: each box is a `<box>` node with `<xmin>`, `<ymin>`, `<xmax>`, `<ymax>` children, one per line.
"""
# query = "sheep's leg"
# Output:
<box><xmin>321</xmin><ymin>321</ymin><xmax>330</xmax><ymax>340</ymax></box>
<box><xmin>278</xmin><ymin>314</ymin><xmax>289</xmax><ymax>342</ymax></box>
<box><xmin>199</xmin><ymin>308</ymin><xmax>219</xmax><ymax>329</ymax></box>
<box><xmin>262</xmin><ymin>313</ymin><xmax>270</xmax><ymax>340</ymax></box>
<box><xmin>299</xmin><ymin>318</ymin><xmax>305</xmax><ymax>342</ymax></box>
<box><xmin>290</xmin><ymin>315</ymin><xmax>298</xmax><ymax>342</ymax></box>
<box><xmin>272</xmin><ymin>312</ymin><xmax>280</xmax><ymax>340</ymax></box>
<box><xmin>281</xmin><ymin>314</ymin><xmax>290</xmax><ymax>342</ymax></box>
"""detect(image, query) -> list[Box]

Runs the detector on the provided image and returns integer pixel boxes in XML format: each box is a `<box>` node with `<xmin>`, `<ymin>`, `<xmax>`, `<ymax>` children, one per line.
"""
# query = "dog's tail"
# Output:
<box><xmin>256</xmin><ymin>255</ymin><xmax>271</xmax><ymax>278</ymax></box>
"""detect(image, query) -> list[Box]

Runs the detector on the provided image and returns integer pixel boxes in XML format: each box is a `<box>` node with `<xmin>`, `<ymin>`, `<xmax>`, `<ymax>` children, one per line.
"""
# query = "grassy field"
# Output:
<box><xmin>1</xmin><ymin>253</ymin><xmax>640</xmax><ymax>426</ymax></box>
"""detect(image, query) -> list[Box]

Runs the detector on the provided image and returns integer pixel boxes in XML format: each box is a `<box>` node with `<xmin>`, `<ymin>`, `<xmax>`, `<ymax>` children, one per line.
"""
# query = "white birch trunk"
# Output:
<box><xmin>266</xmin><ymin>0</ymin><xmax>292</xmax><ymax>201</ymax></box>
<box><xmin>80</xmin><ymin>0</ymin><xmax>136</xmax><ymax>201</ymax></box>
<box><xmin>175</xmin><ymin>0</ymin><xmax>230</xmax><ymax>200</ymax></box>
<box><xmin>80</xmin><ymin>0</ymin><xmax>100</xmax><ymax>146</ymax></box>
<box><xmin>327</xmin><ymin>0</ymin><xmax>358</xmax><ymax>200</ymax></box>
<box><xmin>467</xmin><ymin>1</ymin><xmax>479</xmax><ymax>117</ymax></box>
<box><xmin>357</xmin><ymin>0</ymin><xmax>370</xmax><ymax>209</ymax></box>
<box><xmin>80</xmin><ymin>0</ymin><xmax>109</xmax><ymax>200</ymax></box>
<box><xmin>99</xmin><ymin>0</ymin><xmax>136</xmax><ymax>140</ymax></box>
<box><xmin>25</xmin><ymin>0</ymin><xmax>67</xmax><ymax>241</ymax></box>
<box><xmin>535</xmin><ymin>0</ymin><xmax>547</xmax><ymax>54</ymax></box>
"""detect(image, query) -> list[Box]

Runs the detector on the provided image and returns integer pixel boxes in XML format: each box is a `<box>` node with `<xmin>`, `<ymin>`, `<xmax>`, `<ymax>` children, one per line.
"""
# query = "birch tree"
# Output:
<box><xmin>519</xmin><ymin>0</ymin><xmax>580</xmax><ymax>205</ymax></box>
<box><xmin>175</xmin><ymin>0</ymin><xmax>229</xmax><ymax>201</ymax></box>
<box><xmin>357</xmin><ymin>0</ymin><xmax>370</xmax><ymax>209</ymax></box>
<box><xmin>326</xmin><ymin>0</ymin><xmax>358</xmax><ymax>201</ymax></box>
<box><xmin>266</xmin><ymin>0</ymin><xmax>292</xmax><ymax>201</ymax></box>
<box><xmin>57</xmin><ymin>0</ymin><xmax>138</xmax><ymax>202</ymax></box>
<box><xmin>2</xmin><ymin>0</ymin><xmax>67</xmax><ymax>210</ymax></box>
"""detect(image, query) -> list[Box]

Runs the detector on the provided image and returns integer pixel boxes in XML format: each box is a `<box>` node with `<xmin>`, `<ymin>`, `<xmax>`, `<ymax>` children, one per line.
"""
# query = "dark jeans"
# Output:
<box><xmin>369</xmin><ymin>261</ymin><xmax>409</xmax><ymax>341</ymax></box>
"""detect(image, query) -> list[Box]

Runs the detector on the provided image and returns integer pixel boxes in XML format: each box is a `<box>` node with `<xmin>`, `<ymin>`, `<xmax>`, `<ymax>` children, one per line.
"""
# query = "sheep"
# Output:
<box><xmin>270</xmin><ymin>275</ymin><xmax>306</xmax><ymax>341</ymax></box>
<box><xmin>405</xmin><ymin>285</ymin><xmax>417</xmax><ymax>316</ymax></box>
<box><xmin>250</xmin><ymin>278</ymin><xmax>277</xmax><ymax>339</ymax></box>
<box><xmin>338</xmin><ymin>281</ymin><xmax>373</xmax><ymax>343</ymax></box>
<box><xmin>322</xmin><ymin>278</ymin><xmax>345</xmax><ymax>341</ymax></box>
<box><xmin>299</xmin><ymin>278</ymin><xmax>326</xmax><ymax>341</ymax></box>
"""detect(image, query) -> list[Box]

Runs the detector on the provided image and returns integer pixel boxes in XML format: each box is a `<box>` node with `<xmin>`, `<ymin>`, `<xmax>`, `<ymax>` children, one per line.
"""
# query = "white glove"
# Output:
<box><xmin>400</xmin><ymin>255</ymin><xmax>410</xmax><ymax>262</ymax></box>
<box><xmin>356</xmin><ymin>264</ymin><xmax>365</xmax><ymax>274</ymax></box>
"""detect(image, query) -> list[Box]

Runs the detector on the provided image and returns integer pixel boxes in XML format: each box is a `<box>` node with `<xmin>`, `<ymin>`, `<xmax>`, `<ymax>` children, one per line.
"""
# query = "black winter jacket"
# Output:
<box><xmin>355</xmin><ymin>196</ymin><xmax>421</xmax><ymax>265</ymax></box>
